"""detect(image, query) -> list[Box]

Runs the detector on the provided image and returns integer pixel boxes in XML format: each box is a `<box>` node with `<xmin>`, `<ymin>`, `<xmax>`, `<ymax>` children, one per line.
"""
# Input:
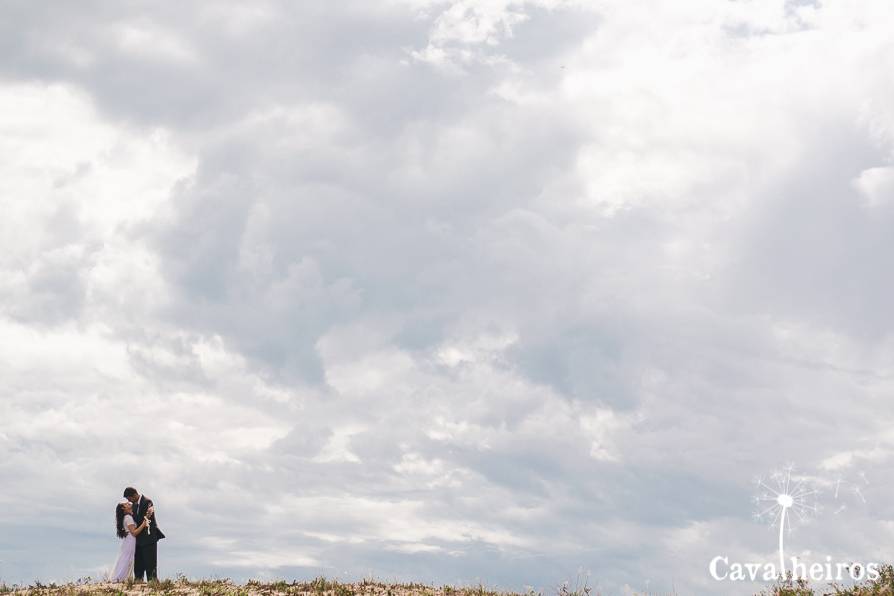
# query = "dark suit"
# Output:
<box><xmin>132</xmin><ymin>494</ymin><xmax>165</xmax><ymax>580</ymax></box>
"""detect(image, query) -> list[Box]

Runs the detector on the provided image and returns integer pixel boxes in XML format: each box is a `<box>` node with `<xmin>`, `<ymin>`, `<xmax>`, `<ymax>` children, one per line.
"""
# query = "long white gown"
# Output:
<box><xmin>111</xmin><ymin>514</ymin><xmax>136</xmax><ymax>581</ymax></box>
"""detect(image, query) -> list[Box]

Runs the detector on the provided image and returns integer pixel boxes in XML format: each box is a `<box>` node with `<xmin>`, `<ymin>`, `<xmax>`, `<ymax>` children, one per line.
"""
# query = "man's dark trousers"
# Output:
<box><xmin>134</xmin><ymin>542</ymin><xmax>158</xmax><ymax>580</ymax></box>
<box><xmin>132</xmin><ymin>494</ymin><xmax>164</xmax><ymax>580</ymax></box>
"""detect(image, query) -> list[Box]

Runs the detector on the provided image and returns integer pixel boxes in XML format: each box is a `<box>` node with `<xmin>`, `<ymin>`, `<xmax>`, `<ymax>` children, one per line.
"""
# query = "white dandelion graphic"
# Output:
<box><xmin>753</xmin><ymin>464</ymin><xmax>819</xmax><ymax>577</ymax></box>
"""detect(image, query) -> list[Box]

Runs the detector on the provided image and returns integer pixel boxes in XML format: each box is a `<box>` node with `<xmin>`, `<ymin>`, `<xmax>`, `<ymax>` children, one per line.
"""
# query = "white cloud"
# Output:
<box><xmin>114</xmin><ymin>23</ymin><xmax>200</xmax><ymax>64</ymax></box>
<box><xmin>853</xmin><ymin>166</ymin><xmax>894</xmax><ymax>208</ymax></box>
<box><xmin>3</xmin><ymin>1</ymin><xmax>894</xmax><ymax>594</ymax></box>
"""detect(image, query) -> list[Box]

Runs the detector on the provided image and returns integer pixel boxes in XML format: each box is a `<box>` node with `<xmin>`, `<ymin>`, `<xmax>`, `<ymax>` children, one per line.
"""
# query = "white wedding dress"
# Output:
<box><xmin>111</xmin><ymin>514</ymin><xmax>136</xmax><ymax>581</ymax></box>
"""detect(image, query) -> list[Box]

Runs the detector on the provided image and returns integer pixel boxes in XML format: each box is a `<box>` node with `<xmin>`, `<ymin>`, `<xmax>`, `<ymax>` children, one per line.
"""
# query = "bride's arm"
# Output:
<box><xmin>127</xmin><ymin>518</ymin><xmax>149</xmax><ymax>537</ymax></box>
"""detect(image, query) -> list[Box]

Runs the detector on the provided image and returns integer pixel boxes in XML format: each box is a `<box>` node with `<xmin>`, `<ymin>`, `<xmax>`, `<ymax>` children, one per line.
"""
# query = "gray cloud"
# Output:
<box><xmin>2</xmin><ymin>1</ymin><xmax>894</xmax><ymax>595</ymax></box>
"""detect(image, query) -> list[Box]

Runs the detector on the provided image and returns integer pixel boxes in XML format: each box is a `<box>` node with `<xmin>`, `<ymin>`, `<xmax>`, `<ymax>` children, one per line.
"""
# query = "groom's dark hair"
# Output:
<box><xmin>123</xmin><ymin>487</ymin><xmax>138</xmax><ymax>498</ymax></box>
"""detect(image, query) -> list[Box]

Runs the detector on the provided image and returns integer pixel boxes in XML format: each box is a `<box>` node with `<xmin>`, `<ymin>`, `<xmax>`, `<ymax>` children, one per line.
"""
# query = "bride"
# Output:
<box><xmin>111</xmin><ymin>500</ymin><xmax>150</xmax><ymax>581</ymax></box>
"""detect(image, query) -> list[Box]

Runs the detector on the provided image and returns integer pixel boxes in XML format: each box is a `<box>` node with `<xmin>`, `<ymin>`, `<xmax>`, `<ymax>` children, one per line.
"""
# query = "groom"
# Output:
<box><xmin>123</xmin><ymin>486</ymin><xmax>165</xmax><ymax>580</ymax></box>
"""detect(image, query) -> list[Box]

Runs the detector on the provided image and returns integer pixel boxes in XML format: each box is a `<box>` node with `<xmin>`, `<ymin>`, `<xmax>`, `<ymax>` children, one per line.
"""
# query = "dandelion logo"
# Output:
<box><xmin>753</xmin><ymin>464</ymin><xmax>819</xmax><ymax>578</ymax></box>
<box><xmin>710</xmin><ymin>463</ymin><xmax>881</xmax><ymax>583</ymax></box>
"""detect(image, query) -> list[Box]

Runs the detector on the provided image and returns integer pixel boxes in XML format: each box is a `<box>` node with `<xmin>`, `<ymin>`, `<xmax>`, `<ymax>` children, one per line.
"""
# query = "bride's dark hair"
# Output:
<box><xmin>115</xmin><ymin>503</ymin><xmax>127</xmax><ymax>539</ymax></box>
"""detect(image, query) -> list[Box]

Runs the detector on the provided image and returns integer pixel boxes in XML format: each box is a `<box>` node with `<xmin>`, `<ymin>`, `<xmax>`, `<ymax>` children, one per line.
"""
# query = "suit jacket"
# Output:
<box><xmin>133</xmin><ymin>494</ymin><xmax>166</xmax><ymax>545</ymax></box>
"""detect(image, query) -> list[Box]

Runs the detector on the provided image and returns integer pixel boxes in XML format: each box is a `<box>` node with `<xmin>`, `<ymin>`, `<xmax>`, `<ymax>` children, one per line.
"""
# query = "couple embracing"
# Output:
<box><xmin>111</xmin><ymin>487</ymin><xmax>166</xmax><ymax>581</ymax></box>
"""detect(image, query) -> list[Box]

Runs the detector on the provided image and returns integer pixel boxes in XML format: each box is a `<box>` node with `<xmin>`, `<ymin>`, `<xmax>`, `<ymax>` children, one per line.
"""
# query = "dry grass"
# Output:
<box><xmin>0</xmin><ymin>577</ymin><xmax>537</xmax><ymax>596</ymax></box>
<box><xmin>761</xmin><ymin>564</ymin><xmax>894</xmax><ymax>595</ymax></box>
<box><xmin>3</xmin><ymin>566</ymin><xmax>894</xmax><ymax>596</ymax></box>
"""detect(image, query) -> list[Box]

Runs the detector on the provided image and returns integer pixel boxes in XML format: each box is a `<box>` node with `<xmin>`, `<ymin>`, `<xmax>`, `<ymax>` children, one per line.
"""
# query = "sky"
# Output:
<box><xmin>1</xmin><ymin>1</ymin><xmax>894</xmax><ymax>594</ymax></box>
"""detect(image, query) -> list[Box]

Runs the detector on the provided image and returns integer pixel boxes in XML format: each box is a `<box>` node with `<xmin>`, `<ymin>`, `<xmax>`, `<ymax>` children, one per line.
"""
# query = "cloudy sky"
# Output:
<box><xmin>2</xmin><ymin>1</ymin><xmax>894</xmax><ymax>594</ymax></box>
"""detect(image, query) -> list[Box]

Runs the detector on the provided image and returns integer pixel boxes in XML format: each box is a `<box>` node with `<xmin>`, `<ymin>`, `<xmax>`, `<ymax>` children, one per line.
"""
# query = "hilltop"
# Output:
<box><xmin>4</xmin><ymin>568</ymin><xmax>894</xmax><ymax>596</ymax></box>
